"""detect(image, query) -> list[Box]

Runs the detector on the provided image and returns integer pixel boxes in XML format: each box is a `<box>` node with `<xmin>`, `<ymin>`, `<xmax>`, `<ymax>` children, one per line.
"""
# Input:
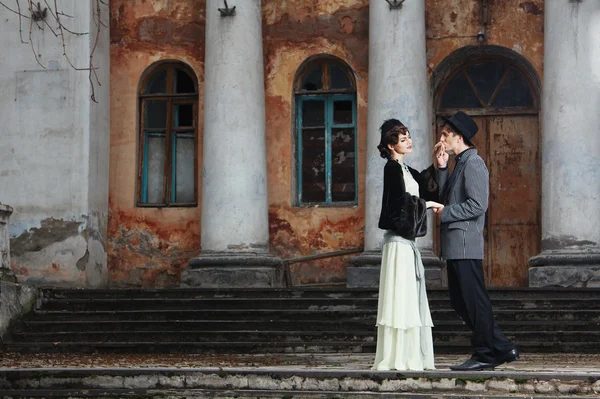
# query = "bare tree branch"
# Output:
<box><xmin>88</xmin><ymin>0</ymin><xmax>104</xmax><ymax>103</ymax></box>
<box><xmin>5</xmin><ymin>0</ymin><xmax>106</xmax><ymax>102</ymax></box>
<box><xmin>16</xmin><ymin>0</ymin><xmax>28</xmax><ymax>44</ymax></box>
<box><xmin>0</xmin><ymin>0</ymin><xmax>29</xmax><ymax>17</ymax></box>
<box><xmin>43</xmin><ymin>0</ymin><xmax>87</xmax><ymax>36</ymax></box>
<box><xmin>27</xmin><ymin>1</ymin><xmax>45</xmax><ymax>69</ymax></box>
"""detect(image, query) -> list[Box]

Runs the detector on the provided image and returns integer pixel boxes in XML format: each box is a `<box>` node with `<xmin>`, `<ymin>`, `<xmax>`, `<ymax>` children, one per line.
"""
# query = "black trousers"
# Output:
<box><xmin>446</xmin><ymin>259</ymin><xmax>515</xmax><ymax>363</ymax></box>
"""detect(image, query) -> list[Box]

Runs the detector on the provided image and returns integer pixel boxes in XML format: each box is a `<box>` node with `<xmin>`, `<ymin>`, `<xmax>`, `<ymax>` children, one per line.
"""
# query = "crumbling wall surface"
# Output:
<box><xmin>0</xmin><ymin>281</ymin><xmax>37</xmax><ymax>339</ymax></box>
<box><xmin>0</xmin><ymin>1</ymin><xmax>110</xmax><ymax>287</ymax></box>
<box><xmin>108</xmin><ymin>0</ymin><xmax>205</xmax><ymax>287</ymax></box>
<box><xmin>263</xmin><ymin>0</ymin><xmax>368</xmax><ymax>285</ymax></box>
<box><xmin>425</xmin><ymin>0</ymin><xmax>543</xmax><ymax>77</ymax></box>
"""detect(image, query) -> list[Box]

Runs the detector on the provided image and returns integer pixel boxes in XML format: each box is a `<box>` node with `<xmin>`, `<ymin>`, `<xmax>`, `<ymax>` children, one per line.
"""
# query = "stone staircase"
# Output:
<box><xmin>2</xmin><ymin>287</ymin><xmax>600</xmax><ymax>354</ymax></box>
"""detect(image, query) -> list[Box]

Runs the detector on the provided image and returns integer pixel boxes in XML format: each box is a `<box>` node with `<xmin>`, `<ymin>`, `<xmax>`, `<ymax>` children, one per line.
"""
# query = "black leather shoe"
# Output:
<box><xmin>449</xmin><ymin>358</ymin><xmax>497</xmax><ymax>371</ymax></box>
<box><xmin>495</xmin><ymin>348</ymin><xmax>520</xmax><ymax>365</ymax></box>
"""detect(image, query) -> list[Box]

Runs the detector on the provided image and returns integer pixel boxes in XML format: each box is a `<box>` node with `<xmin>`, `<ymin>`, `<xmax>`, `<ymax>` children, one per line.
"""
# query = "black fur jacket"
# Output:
<box><xmin>378</xmin><ymin>160</ymin><xmax>439</xmax><ymax>240</ymax></box>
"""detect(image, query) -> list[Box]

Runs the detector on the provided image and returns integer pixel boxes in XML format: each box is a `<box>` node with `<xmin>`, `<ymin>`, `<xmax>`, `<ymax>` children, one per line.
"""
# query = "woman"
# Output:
<box><xmin>372</xmin><ymin>119</ymin><xmax>443</xmax><ymax>371</ymax></box>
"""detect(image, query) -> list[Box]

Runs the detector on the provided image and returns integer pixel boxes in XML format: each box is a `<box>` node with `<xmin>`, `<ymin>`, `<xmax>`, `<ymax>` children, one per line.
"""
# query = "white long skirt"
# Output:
<box><xmin>372</xmin><ymin>241</ymin><xmax>435</xmax><ymax>371</ymax></box>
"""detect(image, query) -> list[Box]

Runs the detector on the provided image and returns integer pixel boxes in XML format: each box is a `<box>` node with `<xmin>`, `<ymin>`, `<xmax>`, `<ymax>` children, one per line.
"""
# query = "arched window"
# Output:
<box><xmin>294</xmin><ymin>57</ymin><xmax>357</xmax><ymax>205</ymax></box>
<box><xmin>137</xmin><ymin>62</ymin><xmax>198</xmax><ymax>207</ymax></box>
<box><xmin>438</xmin><ymin>60</ymin><xmax>536</xmax><ymax>112</ymax></box>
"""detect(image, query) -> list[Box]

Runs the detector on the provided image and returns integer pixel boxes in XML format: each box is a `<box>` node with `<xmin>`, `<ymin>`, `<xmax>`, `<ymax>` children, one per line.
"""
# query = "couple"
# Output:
<box><xmin>372</xmin><ymin>111</ymin><xmax>519</xmax><ymax>372</ymax></box>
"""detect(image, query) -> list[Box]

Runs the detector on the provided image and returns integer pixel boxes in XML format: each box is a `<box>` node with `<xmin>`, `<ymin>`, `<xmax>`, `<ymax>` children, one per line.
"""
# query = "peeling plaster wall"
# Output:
<box><xmin>263</xmin><ymin>0</ymin><xmax>369</xmax><ymax>285</ymax></box>
<box><xmin>425</xmin><ymin>0</ymin><xmax>544</xmax><ymax>80</ymax></box>
<box><xmin>0</xmin><ymin>1</ymin><xmax>110</xmax><ymax>287</ymax></box>
<box><xmin>108</xmin><ymin>0</ymin><xmax>205</xmax><ymax>288</ymax></box>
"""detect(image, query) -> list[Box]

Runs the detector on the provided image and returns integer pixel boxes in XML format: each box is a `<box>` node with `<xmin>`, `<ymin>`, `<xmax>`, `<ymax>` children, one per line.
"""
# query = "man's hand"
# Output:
<box><xmin>434</xmin><ymin>142</ymin><xmax>448</xmax><ymax>169</ymax></box>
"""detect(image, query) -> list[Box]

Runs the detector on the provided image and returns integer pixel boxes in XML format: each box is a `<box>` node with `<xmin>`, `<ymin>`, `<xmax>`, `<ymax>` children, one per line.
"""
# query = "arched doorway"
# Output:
<box><xmin>433</xmin><ymin>46</ymin><xmax>541</xmax><ymax>287</ymax></box>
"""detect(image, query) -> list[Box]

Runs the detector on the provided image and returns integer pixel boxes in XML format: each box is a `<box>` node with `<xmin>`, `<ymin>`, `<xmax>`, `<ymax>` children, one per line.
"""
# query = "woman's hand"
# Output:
<box><xmin>426</xmin><ymin>201</ymin><xmax>444</xmax><ymax>215</ymax></box>
<box><xmin>433</xmin><ymin>142</ymin><xmax>448</xmax><ymax>169</ymax></box>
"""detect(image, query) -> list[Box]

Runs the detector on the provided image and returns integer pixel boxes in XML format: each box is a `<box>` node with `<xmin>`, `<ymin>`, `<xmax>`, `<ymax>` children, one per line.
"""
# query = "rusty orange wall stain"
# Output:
<box><xmin>109</xmin><ymin>0</ymin><xmax>205</xmax><ymax>288</ymax></box>
<box><xmin>425</xmin><ymin>0</ymin><xmax>543</xmax><ymax>78</ymax></box>
<box><xmin>263</xmin><ymin>0</ymin><xmax>368</xmax><ymax>285</ymax></box>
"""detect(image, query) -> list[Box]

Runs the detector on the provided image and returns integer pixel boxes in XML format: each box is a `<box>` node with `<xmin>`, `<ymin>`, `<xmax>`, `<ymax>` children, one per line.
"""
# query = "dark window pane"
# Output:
<box><xmin>331</xmin><ymin>128</ymin><xmax>356</xmax><ymax>202</ymax></box>
<box><xmin>175</xmin><ymin>69</ymin><xmax>196</xmax><ymax>93</ymax></box>
<box><xmin>333</xmin><ymin>100</ymin><xmax>353</xmax><ymax>124</ymax></box>
<box><xmin>145</xmin><ymin>100</ymin><xmax>167</xmax><ymax>128</ymax></box>
<box><xmin>144</xmin><ymin>133</ymin><xmax>166</xmax><ymax>203</ymax></box>
<box><xmin>302</xmin><ymin>100</ymin><xmax>325</xmax><ymax>127</ymax></box>
<box><xmin>466</xmin><ymin>62</ymin><xmax>507</xmax><ymax>105</ymax></box>
<box><xmin>301</xmin><ymin>128</ymin><xmax>326</xmax><ymax>203</ymax></box>
<box><xmin>440</xmin><ymin>71</ymin><xmax>482</xmax><ymax>109</ymax></box>
<box><xmin>301</xmin><ymin>66</ymin><xmax>322</xmax><ymax>91</ymax></box>
<box><xmin>174</xmin><ymin>133</ymin><xmax>195</xmax><ymax>203</ymax></box>
<box><xmin>174</xmin><ymin>103</ymin><xmax>194</xmax><ymax>127</ymax></box>
<box><xmin>331</xmin><ymin>65</ymin><xmax>352</xmax><ymax>89</ymax></box>
<box><xmin>491</xmin><ymin>69</ymin><xmax>534</xmax><ymax>108</ymax></box>
<box><xmin>144</xmin><ymin>69</ymin><xmax>167</xmax><ymax>94</ymax></box>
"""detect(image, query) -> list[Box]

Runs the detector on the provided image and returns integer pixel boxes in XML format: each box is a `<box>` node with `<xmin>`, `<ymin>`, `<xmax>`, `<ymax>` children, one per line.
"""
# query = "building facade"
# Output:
<box><xmin>1</xmin><ymin>0</ymin><xmax>598</xmax><ymax>289</ymax></box>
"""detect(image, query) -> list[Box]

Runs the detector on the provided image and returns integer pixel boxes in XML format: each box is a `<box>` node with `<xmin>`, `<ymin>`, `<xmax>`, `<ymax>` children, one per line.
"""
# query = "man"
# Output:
<box><xmin>433</xmin><ymin>111</ymin><xmax>519</xmax><ymax>371</ymax></box>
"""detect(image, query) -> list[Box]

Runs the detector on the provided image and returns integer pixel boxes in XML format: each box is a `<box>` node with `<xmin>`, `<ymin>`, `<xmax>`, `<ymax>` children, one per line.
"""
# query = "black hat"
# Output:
<box><xmin>442</xmin><ymin>111</ymin><xmax>478</xmax><ymax>144</ymax></box>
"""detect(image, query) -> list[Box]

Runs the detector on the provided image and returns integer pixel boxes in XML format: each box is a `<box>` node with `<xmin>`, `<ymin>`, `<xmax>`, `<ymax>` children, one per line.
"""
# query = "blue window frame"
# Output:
<box><xmin>138</xmin><ymin>63</ymin><xmax>198</xmax><ymax>207</ymax></box>
<box><xmin>295</xmin><ymin>60</ymin><xmax>357</xmax><ymax>206</ymax></box>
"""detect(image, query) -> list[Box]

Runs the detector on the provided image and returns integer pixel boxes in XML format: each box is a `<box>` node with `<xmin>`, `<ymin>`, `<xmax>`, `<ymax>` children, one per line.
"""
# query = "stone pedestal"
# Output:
<box><xmin>348</xmin><ymin>0</ymin><xmax>443</xmax><ymax>288</ymax></box>
<box><xmin>0</xmin><ymin>204</ymin><xmax>16</xmax><ymax>283</ymax></box>
<box><xmin>529</xmin><ymin>250</ymin><xmax>600</xmax><ymax>288</ymax></box>
<box><xmin>184</xmin><ymin>1</ymin><xmax>280</xmax><ymax>286</ymax></box>
<box><xmin>181</xmin><ymin>253</ymin><xmax>283</xmax><ymax>288</ymax></box>
<box><xmin>528</xmin><ymin>1</ymin><xmax>600</xmax><ymax>287</ymax></box>
<box><xmin>347</xmin><ymin>249</ymin><xmax>445</xmax><ymax>289</ymax></box>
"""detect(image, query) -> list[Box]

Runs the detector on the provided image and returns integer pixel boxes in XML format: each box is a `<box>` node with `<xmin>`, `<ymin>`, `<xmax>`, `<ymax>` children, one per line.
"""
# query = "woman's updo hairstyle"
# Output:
<box><xmin>377</xmin><ymin>118</ymin><xmax>408</xmax><ymax>159</ymax></box>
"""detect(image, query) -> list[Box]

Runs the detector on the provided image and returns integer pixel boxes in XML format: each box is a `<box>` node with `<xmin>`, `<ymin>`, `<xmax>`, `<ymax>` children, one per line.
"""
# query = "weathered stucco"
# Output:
<box><xmin>263</xmin><ymin>0</ymin><xmax>368</xmax><ymax>285</ymax></box>
<box><xmin>0</xmin><ymin>1</ymin><xmax>110</xmax><ymax>288</ymax></box>
<box><xmin>425</xmin><ymin>0</ymin><xmax>544</xmax><ymax>79</ymax></box>
<box><xmin>108</xmin><ymin>0</ymin><xmax>205</xmax><ymax>288</ymax></box>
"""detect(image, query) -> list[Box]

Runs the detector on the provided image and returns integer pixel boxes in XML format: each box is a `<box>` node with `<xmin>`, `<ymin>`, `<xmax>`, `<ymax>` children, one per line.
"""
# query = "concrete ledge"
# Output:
<box><xmin>189</xmin><ymin>253</ymin><xmax>282</xmax><ymax>268</ymax></box>
<box><xmin>347</xmin><ymin>250</ymin><xmax>445</xmax><ymax>288</ymax></box>
<box><xmin>181</xmin><ymin>267</ymin><xmax>281</xmax><ymax>288</ymax></box>
<box><xmin>182</xmin><ymin>253</ymin><xmax>283</xmax><ymax>288</ymax></box>
<box><xmin>529</xmin><ymin>266</ymin><xmax>600</xmax><ymax>288</ymax></box>
<box><xmin>528</xmin><ymin>249</ymin><xmax>600</xmax><ymax>287</ymax></box>
<box><xmin>529</xmin><ymin>249</ymin><xmax>600</xmax><ymax>266</ymax></box>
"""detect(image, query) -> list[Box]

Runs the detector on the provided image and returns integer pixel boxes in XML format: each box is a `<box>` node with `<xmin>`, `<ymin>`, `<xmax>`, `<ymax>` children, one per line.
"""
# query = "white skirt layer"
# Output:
<box><xmin>372</xmin><ymin>240</ymin><xmax>435</xmax><ymax>371</ymax></box>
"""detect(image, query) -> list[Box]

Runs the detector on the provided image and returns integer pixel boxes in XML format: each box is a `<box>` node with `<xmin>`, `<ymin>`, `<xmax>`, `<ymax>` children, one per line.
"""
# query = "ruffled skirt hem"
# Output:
<box><xmin>372</xmin><ymin>325</ymin><xmax>435</xmax><ymax>371</ymax></box>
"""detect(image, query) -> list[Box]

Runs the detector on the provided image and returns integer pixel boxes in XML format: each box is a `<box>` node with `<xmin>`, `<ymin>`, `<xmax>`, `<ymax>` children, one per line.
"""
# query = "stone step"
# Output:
<box><xmin>42</xmin><ymin>287</ymin><xmax>600</xmax><ymax>301</ymax></box>
<box><xmin>0</xmin><ymin>367</ymin><xmax>598</xmax><ymax>398</ymax></box>
<box><xmin>43</xmin><ymin>288</ymin><xmax>380</xmax><ymax>300</ymax></box>
<box><xmin>15</xmin><ymin>319</ymin><xmax>598</xmax><ymax>333</ymax></box>
<box><xmin>9</xmin><ymin>330</ymin><xmax>600</xmax><ymax>345</ymax></box>
<box><xmin>6</xmin><ymin>339</ymin><xmax>600</xmax><ymax>354</ymax></box>
<box><xmin>1</xmin><ymin>389</ymin><xmax>596</xmax><ymax>398</ymax></box>
<box><xmin>38</xmin><ymin>297</ymin><xmax>600</xmax><ymax>311</ymax></box>
<box><xmin>25</xmin><ymin>308</ymin><xmax>600</xmax><ymax>323</ymax></box>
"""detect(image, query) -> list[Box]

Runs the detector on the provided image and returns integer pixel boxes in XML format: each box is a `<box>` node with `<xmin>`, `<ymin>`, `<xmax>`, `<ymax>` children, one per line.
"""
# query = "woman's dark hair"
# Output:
<box><xmin>377</xmin><ymin>118</ymin><xmax>409</xmax><ymax>159</ymax></box>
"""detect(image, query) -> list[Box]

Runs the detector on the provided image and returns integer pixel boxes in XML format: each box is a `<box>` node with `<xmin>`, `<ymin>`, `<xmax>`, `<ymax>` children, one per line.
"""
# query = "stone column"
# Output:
<box><xmin>347</xmin><ymin>0</ymin><xmax>443</xmax><ymax>287</ymax></box>
<box><xmin>529</xmin><ymin>1</ymin><xmax>600</xmax><ymax>287</ymax></box>
<box><xmin>182</xmin><ymin>0</ymin><xmax>280</xmax><ymax>288</ymax></box>
<box><xmin>0</xmin><ymin>204</ymin><xmax>16</xmax><ymax>283</ymax></box>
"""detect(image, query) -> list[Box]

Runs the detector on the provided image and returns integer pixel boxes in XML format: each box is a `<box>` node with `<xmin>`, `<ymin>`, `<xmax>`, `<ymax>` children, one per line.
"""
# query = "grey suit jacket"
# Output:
<box><xmin>437</xmin><ymin>148</ymin><xmax>489</xmax><ymax>260</ymax></box>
